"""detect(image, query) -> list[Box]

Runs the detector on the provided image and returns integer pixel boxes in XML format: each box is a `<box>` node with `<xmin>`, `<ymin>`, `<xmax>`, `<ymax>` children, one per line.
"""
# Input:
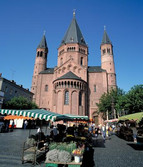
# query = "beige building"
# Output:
<box><xmin>0</xmin><ymin>73</ymin><xmax>33</xmax><ymax>108</ymax></box>
<box><xmin>31</xmin><ymin>13</ymin><xmax>116</xmax><ymax>124</ymax></box>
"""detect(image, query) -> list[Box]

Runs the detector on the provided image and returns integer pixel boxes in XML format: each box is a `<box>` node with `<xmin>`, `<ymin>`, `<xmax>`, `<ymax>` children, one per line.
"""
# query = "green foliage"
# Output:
<box><xmin>3</xmin><ymin>96</ymin><xmax>38</xmax><ymax>109</ymax></box>
<box><xmin>96</xmin><ymin>92</ymin><xmax>111</xmax><ymax>113</ymax></box>
<box><xmin>97</xmin><ymin>85</ymin><xmax>143</xmax><ymax>117</ymax></box>
<box><xmin>49</xmin><ymin>142</ymin><xmax>76</xmax><ymax>153</ymax></box>
<box><xmin>125</xmin><ymin>85</ymin><xmax>143</xmax><ymax>113</ymax></box>
<box><xmin>96</xmin><ymin>87</ymin><xmax>125</xmax><ymax>117</ymax></box>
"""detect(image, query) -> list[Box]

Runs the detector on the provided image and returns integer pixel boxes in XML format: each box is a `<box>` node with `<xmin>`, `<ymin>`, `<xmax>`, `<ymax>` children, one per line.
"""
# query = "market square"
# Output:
<box><xmin>0</xmin><ymin>0</ymin><xmax>143</xmax><ymax>166</ymax></box>
<box><xmin>0</xmin><ymin>127</ymin><xmax>143</xmax><ymax>167</ymax></box>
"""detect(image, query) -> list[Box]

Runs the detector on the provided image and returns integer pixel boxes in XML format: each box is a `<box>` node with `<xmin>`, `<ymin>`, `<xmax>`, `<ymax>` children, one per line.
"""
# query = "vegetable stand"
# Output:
<box><xmin>45</xmin><ymin>160</ymin><xmax>82</xmax><ymax>167</ymax></box>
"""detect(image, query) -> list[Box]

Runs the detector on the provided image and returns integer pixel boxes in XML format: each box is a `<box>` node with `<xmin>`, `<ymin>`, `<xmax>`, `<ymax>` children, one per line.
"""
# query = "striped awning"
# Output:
<box><xmin>63</xmin><ymin>114</ymin><xmax>89</xmax><ymax>120</ymax></box>
<box><xmin>0</xmin><ymin>109</ymin><xmax>67</xmax><ymax>122</ymax></box>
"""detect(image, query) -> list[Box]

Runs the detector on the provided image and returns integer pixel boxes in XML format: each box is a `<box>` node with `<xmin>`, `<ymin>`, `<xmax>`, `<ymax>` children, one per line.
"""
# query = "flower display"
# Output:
<box><xmin>72</xmin><ymin>149</ymin><xmax>83</xmax><ymax>156</ymax></box>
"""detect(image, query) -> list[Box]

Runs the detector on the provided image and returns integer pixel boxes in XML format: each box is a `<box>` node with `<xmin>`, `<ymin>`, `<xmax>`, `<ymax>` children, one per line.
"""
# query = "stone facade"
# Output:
<box><xmin>31</xmin><ymin>14</ymin><xmax>116</xmax><ymax>124</ymax></box>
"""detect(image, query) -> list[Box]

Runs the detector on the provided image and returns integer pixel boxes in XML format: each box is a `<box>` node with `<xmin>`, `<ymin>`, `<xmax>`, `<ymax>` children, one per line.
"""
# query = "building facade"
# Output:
<box><xmin>0</xmin><ymin>90</ymin><xmax>4</xmax><ymax>109</ymax></box>
<box><xmin>0</xmin><ymin>73</ymin><xmax>33</xmax><ymax>108</ymax></box>
<box><xmin>31</xmin><ymin>14</ymin><xmax>116</xmax><ymax>124</ymax></box>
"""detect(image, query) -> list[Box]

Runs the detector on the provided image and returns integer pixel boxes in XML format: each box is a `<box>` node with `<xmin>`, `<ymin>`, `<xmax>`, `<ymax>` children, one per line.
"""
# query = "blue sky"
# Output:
<box><xmin>0</xmin><ymin>0</ymin><xmax>143</xmax><ymax>92</ymax></box>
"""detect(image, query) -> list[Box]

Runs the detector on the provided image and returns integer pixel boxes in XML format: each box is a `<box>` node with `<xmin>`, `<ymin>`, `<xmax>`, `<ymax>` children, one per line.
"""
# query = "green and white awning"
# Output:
<box><xmin>0</xmin><ymin>109</ymin><xmax>66</xmax><ymax>122</ymax></box>
<box><xmin>63</xmin><ymin>114</ymin><xmax>89</xmax><ymax>120</ymax></box>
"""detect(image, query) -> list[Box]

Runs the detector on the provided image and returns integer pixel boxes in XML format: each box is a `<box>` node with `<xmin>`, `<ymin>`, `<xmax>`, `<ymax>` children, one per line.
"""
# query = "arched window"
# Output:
<box><xmin>102</xmin><ymin>49</ymin><xmax>106</xmax><ymax>54</ymax></box>
<box><xmin>94</xmin><ymin>85</ymin><xmax>96</xmax><ymax>92</ymax></box>
<box><xmin>40</xmin><ymin>51</ymin><xmax>43</xmax><ymax>57</ymax></box>
<box><xmin>45</xmin><ymin>85</ymin><xmax>48</xmax><ymax>91</ymax></box>
<box><xmin>71</xmin><ymin>81</ymin><xmax>73</xmax><ymax>88</ymax></box>
<box><xmin>80</xmin><ymin>57</ymin><xmax>83</xmax><ymax>66</ymax></box>
<box><xmin>79</xmin><ymin>92</ymin><xmax>82</xmax><ymax>106</ymax></box>
<box><xmin>64</xmin><ymin>91</ymin><xmax>69</xmax><ymax>105</ymax></box>
<box><xmin>107</xmin><ymin>48</ymin><xmax>110</xmax><ymax>53</ymax></box>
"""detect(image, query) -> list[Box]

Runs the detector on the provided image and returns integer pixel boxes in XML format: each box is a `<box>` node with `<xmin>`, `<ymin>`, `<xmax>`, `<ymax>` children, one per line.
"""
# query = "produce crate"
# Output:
<box><xmin>68</xmin><ymin>164</ymin><xmax>81</xmax><ymax>167</ymax></box>
<box><xmin>45</xmin><ymin>161</ymin><xmax>82</xmax><ymax>167</ymax></box>
<box><xmin>45</xmin><ymin>163</ymin><xmax>58</xmax><ymax>167</ymax></box>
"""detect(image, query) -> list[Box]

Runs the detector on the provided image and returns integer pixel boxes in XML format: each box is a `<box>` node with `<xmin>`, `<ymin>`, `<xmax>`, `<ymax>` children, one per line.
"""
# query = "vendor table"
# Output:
<box><xmin>45</xmin><ymin>161</ymin><xmax>82</xmax><ymax>167</ymax></box>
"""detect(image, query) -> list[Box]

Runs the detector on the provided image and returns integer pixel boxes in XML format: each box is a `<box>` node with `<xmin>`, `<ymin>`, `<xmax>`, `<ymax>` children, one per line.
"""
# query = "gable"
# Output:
<box><xmin>54</xmin><ymin>59</ymin><xmax>86</xmax><ymax>81</ymax></box>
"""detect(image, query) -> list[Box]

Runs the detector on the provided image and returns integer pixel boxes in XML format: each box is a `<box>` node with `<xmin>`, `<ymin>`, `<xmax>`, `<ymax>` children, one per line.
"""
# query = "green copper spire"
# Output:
<box><xmin>37</xmin><ymin>33</ymin><xmax>48</xmax><ymax>49</ymax></box>
<box><xmin>60</xmin><ymin>12</ymin><xmax>86</xmax><ymax>46</ymax></box>
<box><xmin>101</xmin><ymin>26</ymin><xmax>112</xmax><ymax>45</ymax></box>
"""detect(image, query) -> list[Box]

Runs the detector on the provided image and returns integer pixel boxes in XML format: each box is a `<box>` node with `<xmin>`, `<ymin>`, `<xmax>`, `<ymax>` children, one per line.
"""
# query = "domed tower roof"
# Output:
<box><xmin>60</xmin><ymin>12</ymin><xmax>87</xmax><ymax>46</ymax></box>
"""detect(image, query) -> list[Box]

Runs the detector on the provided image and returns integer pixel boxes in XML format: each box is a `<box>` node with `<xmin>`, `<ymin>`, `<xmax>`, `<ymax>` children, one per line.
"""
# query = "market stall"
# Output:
<box><xmin>63</xmin><ymin>114</ymin><xmax>88</xmax><ymax>121</ymax></box>
<box><xmin>45</xmin><ymin>125</ymin><xmax>89</xmax><ymax>167</ymax></box>
<box><xmin>118</xmin><ymin>112</ymin><xmax>143</xmax><ymax>142</ymax></box>
<box><xmin>0</xmin><ymin>109</ymin><xmax>68</xmax><ymax>122</ymax></box>
<box><xmin>0</xmin><ymin>109</ymin><xmax>90</xmax><ymax>165</ymax></box>
<box><xmin>118</xmin><ymin>112</ymin><xmax>143</xmax><ymax>123</ymax></box>
<box><xmin>4</xmin><ymin>115</ymin><xmax>34</xmax><ymax>128</ymax></box>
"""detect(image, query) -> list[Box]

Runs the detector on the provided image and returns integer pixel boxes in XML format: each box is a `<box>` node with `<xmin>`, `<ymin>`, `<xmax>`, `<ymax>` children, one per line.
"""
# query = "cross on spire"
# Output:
<box><xmin>104</xmin><ymin>25</ymin><xmax>106</xmax><ymax>31</ymax></box>
<box><xmin>43</xmin><ymin>30</ymin><xmax>46</xmax><ymax>35</ymax></box>
<box><xmin>73</xmin><ymin>9</ymin><xmax>76</xmax><ymax>17</ymax></box>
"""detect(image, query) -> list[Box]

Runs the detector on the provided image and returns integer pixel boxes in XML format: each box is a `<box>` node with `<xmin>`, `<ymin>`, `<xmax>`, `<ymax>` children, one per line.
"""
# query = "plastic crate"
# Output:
<box><xmin>45</xmin><ymin>163</ymin><xmax>58</xmax><ymax>167</ymax></box>
<box><xmin>68</xmin><ymin>165</ymin><xmax>81</xmax><ymax>167</ymax></box>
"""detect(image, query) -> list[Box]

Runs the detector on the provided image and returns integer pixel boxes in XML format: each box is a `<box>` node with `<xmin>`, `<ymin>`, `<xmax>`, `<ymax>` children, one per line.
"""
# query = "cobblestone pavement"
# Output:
<box><xmin>0</xmin><ymin>129</ymin><xmax>143</xmax><ymax>167</ymax></box>
<box><xmin>0</xmin><ymin>128</ymin><xmax>49</xmax><ymax>167</ymax></box>
<box><xmin>93</xmin><ymin>134</ymin><xmax>143</xmax><ymax>167</ymax></box>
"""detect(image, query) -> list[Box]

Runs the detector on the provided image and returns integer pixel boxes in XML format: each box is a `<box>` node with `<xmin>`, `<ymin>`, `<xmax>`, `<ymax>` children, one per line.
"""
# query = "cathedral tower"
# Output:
<box><xmin>100</xmin><ymin>28</ymin><xmax>116</xmax><ymax>91</ymax></box>
<box><xmin>56</xmin><ymin>12</ymin><xmax>88</xmax><ymax>81</ymax></box>
<box><xmin>31</xmin><ymin>34</ymin><xmax>48</xmax><ymax>102</ymax></box>
<box><xmin>53</xmin><ymin>12</ymin><xmax>88</xmax><ymax>115</ymax></box>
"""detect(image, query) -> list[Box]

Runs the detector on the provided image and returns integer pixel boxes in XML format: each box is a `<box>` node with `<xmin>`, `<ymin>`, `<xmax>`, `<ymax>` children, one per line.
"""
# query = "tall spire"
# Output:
<box><xmin>37</xmin><ymin>33</ymin><xmax>48</xmax><ymax>49</ymax></box>
<box><xmin>101</xmin><ymin>27</ymin><xmax>112</xmax><ymax>45</ymax></box>
<box><xmin>60</xmin><ymin>12</ymin><xmax>86</xmax><ymax>46</ymax></box>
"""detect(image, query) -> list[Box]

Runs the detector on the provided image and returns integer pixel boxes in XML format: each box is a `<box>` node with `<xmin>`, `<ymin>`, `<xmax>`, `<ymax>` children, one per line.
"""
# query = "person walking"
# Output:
<box><xmin>11</xmin><ymin>120</ymin><xmax>15</xmax><ymax>131</ymax></box>
<box><xmin>24</xmin><ymin>120</ymin><xmax>28</xmax><ymax>129</ymax></box>
<box><xmin>53</xmin><ymin>125</ymin><xmax>58</xmax><ymax>141</ymax></box>
<box><xmin>95</xmin><ymin>127</ymin><xmax>99</xmax><ymax>138</ymax></box>
<box><xmin>102</xmin><ymin>124</ymin><xmax>106</xmax><ymax>141</ymax></box>
<box><xmin>130</xmin><ymin>121</ymin><xmax>137</xmax><ymax>143</ymax></box>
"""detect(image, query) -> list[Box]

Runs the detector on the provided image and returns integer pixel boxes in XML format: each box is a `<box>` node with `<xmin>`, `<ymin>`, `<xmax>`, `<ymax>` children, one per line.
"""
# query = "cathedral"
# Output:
<box><xmin>31</xmin><ymin>13</ymin><xmax>116</xmax><ymax>124</ymax></box>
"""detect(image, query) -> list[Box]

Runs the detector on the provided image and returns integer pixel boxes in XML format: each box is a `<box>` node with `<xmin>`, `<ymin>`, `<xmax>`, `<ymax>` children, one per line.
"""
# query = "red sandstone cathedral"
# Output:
<box><xmin>31</xmin><ymin>13</ymin><xmax>116</xmax><ymax>124</ymax></box>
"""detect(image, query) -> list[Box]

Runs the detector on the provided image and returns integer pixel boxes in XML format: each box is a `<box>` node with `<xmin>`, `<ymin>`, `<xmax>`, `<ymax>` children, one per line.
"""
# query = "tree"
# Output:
<box><xmin>96</xmin><ymin>87</ymin><xmax>125</xmax><ymax>119</ymax></box>
<box><xmin>97</xmin><ymin>84</ymin><xmax>143</xmax><ymax>119</ymax></box>
<box><xmin>125</xmin><ymin>85</ymin><xmax>143</xmax><ymax>114</ymax></box>
<box><xmin>3</xmin><ymin>96</ymin><xmax>38</xmax><ymax>109</ymax></box>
